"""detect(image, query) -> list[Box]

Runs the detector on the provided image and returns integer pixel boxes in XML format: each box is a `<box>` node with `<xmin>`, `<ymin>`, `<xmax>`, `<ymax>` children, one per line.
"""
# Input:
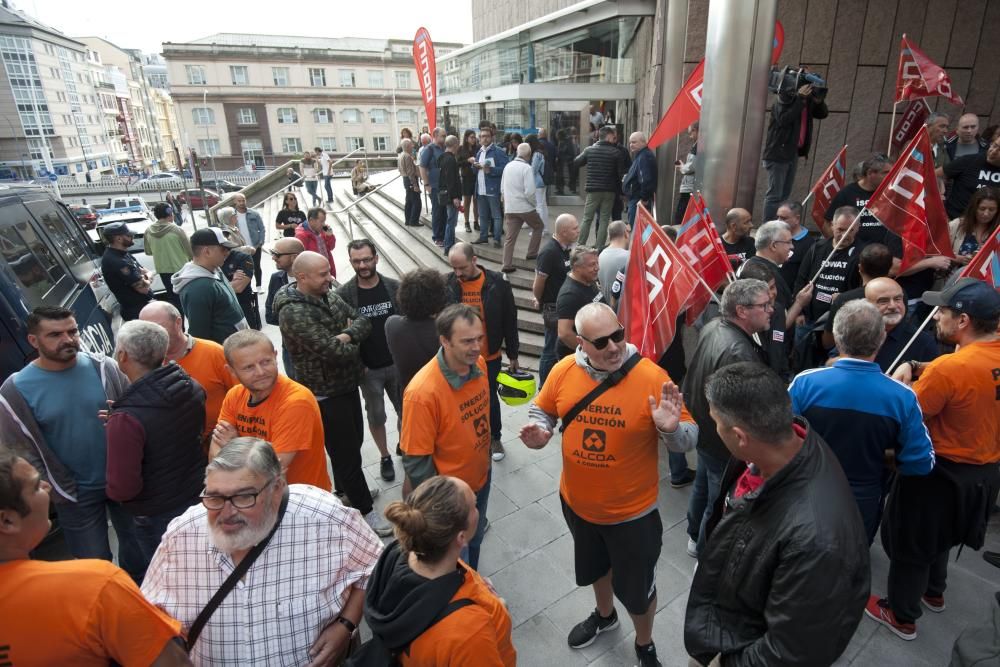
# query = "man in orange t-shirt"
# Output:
<box><xmin>140</xmin><ymin>301</ymin><xmax>237</xmax><ymax>444</ymax></box>
<box><xmin>872</xmin><ymin>279</ymin><xmax>1000</xmax><ymax>638</ymax></box>
<box><xmin>402</xmin><ymin>304</ymin><xmax>492</xmax><ymax>569</ymax></box>
<box><xmin>0</xmin><ymin>451</ymin><xmax>188</xmax><ymax>666</ymax></box>
<box><xmin>521</xmin><ymin>302</ymin><xmax>697</xmax><ymax>666</ymax></box>
<box><xmin>446</xmin><ymin>242</ymin><xmax>519</xmax><ymax>462</ymax></box>
<box><xmin>211</xmin><ymin>330</ymin><xmax>331</xmax><ymax>492</ymax></box>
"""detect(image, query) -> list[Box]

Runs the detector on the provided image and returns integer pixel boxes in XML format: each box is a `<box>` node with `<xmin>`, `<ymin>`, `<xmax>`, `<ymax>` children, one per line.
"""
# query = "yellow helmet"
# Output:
<box><xmin>496</xmin><ymin>369</ymin><xmax>536</xmax><ymax>406</ymax></box>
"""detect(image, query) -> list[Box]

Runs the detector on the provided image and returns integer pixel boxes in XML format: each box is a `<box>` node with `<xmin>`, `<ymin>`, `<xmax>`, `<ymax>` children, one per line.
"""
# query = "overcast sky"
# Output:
<box><xmin>28</xmin><ymin>0</ymin><xmax>473</xmax><ymax>54</ymax></box>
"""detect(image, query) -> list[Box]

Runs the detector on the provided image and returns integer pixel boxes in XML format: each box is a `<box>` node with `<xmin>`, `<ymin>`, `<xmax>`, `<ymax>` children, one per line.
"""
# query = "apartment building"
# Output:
<box><xmin>162</xmin><ymin>33</ymin><xmax>461</xmax><ymax>169</ymax></box>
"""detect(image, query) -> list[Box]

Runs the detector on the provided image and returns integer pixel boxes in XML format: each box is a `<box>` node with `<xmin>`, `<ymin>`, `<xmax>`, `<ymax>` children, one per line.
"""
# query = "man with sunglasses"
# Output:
<box><xmin>522</xmin><ymin>302</ymin><xmax>697</xmax><ymax>667</ymax></box>
<box><xmin>143</xmin><ymin>437</ymin><xmax>383</xmax><ymax>666</ymax></box>
<box><xmin>264</xmin><ymin>237</ymin><xmax>305</xmax><ymax>378</ymax></box>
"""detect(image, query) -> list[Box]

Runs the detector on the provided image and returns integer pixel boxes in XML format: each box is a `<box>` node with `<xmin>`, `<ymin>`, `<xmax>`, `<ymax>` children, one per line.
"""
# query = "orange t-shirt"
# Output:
<box><xmin>535</xmin><ymin>354</ymin><xmax>694</xmax><ymax>524</ymax></box>
<box><xmin>401</xmin><ymin>560</ymin><xmax>516</xmax><ymax>667</ymax></box>
<box><xmin>218</xmin><ymin>374</ymin><xmax>332</xmax><ymax>490</ymax></box>
<box><xmin>913</xmin><ymin>339</ymin><xmax>1000</xmax><ymax>465</ymax></box>
<box><xmin>0</xmin><ymin>559</ymin><xmax>181</xmax><ymax>666</ymax></box>
<box><xmin>459</xmin><ymin>272</ymin><xmax>501</xmax><ymax>361</ymax></box>
<box><xmin>178</xmin><ymin>337</ymin><xmax>237</xmax><ymax>441</ymax></box>
<box><xmin>401</xmin><ymin>355</ymin><xmax>491</xmax><ymax>491</ymax></box>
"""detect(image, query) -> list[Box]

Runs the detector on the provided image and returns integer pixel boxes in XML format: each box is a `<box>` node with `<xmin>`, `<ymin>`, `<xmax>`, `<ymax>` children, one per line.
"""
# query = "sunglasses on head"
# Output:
<box><xmin>580</xmin><ymin>326</ymin><xmax>625</xmax><ymax>350</ymax></box>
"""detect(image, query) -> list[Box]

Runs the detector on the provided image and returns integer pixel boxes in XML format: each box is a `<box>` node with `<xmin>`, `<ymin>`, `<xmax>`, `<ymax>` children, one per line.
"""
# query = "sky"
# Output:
<box><xmin>27</xmin><ymin>0</ymin><xmax>473</xmax><ymax>54</ymax></box>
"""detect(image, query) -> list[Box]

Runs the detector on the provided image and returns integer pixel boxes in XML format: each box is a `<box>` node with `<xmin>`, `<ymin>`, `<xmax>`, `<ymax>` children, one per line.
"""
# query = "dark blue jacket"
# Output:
<box><xmin>622</xmin><ymin>146</ymin><xmax>657</xmax><ymax>202</ymax></box>
<box><xmin>265</xmin><ymin>269</ymin><xmax>290</xmax><ymax>325</ymax></box>
<box><xmin>789</xmin><ymin>358</ymin><xmax>934</xmax><ymax>490</ymax></box>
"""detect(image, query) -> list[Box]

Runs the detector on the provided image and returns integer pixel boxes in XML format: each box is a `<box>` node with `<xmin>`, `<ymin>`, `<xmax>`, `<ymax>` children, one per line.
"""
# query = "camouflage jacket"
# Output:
<box><xmin>273</xmin><ymin>284</ymin><xmax>371</xmax><ymax>397</ymax></box>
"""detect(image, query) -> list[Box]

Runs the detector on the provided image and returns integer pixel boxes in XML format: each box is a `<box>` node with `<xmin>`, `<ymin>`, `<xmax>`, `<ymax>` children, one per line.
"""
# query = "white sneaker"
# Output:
<box><xmin>687</xmin><ymin>537</ymin><xmax>698</xmax><ymax>559</ymax></box>
<box><xmin>365</xmin><ymin>509</ymin><xmax>393</xmax><ymax>537</ymax></box>
<box><xmin>369</xmin><ymin>486</ymin><xmax>380</xmax><ymax>500</ymax></box>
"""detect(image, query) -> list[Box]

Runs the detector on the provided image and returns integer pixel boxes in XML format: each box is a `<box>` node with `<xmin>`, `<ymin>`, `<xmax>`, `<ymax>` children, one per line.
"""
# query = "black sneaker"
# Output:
<box><xmin>634</xmin><ymin>641</ymin><xmax>661</xmax><ymax>667</ymax></box>
<box><xmin>567</xmin><ymin>607</ymin><xmax>619</xmax><ymax>649</ymax></box>
<box><xmin>380</xmin><ymin>456</ymin><xmax>395</xmax><ymax>482</ymax></box>
<box><xmin>670</xmin><ymin>469</ymin><xmax>696</xmax><ymax>489</ymax></box>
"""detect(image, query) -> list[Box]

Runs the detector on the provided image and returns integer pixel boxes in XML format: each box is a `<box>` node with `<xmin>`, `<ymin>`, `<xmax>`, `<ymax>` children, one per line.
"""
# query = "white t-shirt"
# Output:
<box><xmin>318</xmin><ymin>151</ymin><xmax>331</xmax><ymax>176</ymax></box>
<box><xmin>236</xmin><ymin>211</ymin><xmax>251</xmax><ymax>244</ymax></box>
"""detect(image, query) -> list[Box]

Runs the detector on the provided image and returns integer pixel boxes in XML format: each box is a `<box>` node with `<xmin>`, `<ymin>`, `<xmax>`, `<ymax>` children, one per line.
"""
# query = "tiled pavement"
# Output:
<box><xmin>256</xmin><ymin>179</ymin><xmax>1000</xmax><ymax>667</ymax></box>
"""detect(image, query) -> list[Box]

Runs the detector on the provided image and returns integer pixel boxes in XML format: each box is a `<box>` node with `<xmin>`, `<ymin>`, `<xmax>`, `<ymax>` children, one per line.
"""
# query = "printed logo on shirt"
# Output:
<box><xmin>978</xmin><ymin>169</ymin><xmax>1000</xmax><ymax>185</ymax></box>
<box><xmin>582</xmin><ymin>429</ymin><xmax>607</xmax><ymax>452</ymax></box>
<box><xmin>458</xmin><ymin>386</ymin><xmax>490</xmax><ymax>451</ymax></box>
<box><xmin>473</xmin><ymin>414</ymin><xmax>488</xmax><ymax>439</ymax></box>
<box><xmin>815</xmin><ymin>291</ymin><xmax>835</xmax><ymax>303</ymax></box>
<box><xmin>359</xmin><ymin>300</ymin><xmax>393</xmax><ymax>318</ymax></box>
<box><xmin>772</xmin><ymin>330</ymin><xmax>785</xmax><ymax>342</ymax></box>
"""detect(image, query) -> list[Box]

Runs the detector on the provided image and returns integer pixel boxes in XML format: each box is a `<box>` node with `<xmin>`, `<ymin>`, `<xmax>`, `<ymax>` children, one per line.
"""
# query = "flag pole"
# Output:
<box><xmin>888</xmin><ymin>101</ymin><xmax>899</xmax><ymax>156</ymax></box>
<box><xmin>801</xmin><ymin>191</ymin><xmax>813</xmax><ymax>208</ymax></box>
<box><xmin>885</xmin><ymin>306</ymin><xmax>938</xmax><ymax>375</ymax></box>
<box><xmin>809</xmin><ymin>209</ymin><xmax>863</xmax><ymax>285</ymax></box>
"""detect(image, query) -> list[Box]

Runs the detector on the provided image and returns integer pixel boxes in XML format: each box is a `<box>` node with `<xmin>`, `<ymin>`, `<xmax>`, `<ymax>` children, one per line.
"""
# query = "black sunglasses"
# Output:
<box><xmin>580</xmin><ymin>326</ymin><xmax>625</xmax><ymax>350</ymax></box>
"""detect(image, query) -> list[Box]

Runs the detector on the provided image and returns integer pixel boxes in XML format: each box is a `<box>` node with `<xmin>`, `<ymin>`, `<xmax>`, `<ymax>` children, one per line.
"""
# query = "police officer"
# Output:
<box><xmin>101</xmin><ymin>221</ymin><xmax>153</xmax><ymax>320</ymax></box>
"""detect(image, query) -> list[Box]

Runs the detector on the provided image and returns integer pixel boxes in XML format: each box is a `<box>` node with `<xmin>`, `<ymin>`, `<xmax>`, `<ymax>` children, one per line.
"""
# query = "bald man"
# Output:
<box><xmin>863</xmin><ymin>277</ymin><xmax>939</xmax><ymax>372</ymax></box>
<box><xmin>721</xmin><ymin>208</ymin><xmax>755</xmax><ymax>270</ymax></box>
<box><xmin>946</xmin><ymin>113</ymin><xmax>988</xmax><ymax>160</ymax></box>
<box><xmin>623</xmin><ymin>131</ymin><xmax>657</xmax><ymax>227</ymax></box>
<box><xmin>534</xmin><ymin>213</ymin><xmax>581</xmax><ymax>383</ymax></box>
<box><xmin>265</xmin><ymin>237</ymin><xmax>305</xmax><ymax>375</ymax></box>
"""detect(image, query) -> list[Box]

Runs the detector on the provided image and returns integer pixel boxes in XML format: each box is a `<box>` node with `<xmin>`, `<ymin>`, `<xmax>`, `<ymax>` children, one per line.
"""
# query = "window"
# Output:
<box><xmin>198</xmin><ymin>138</ymin><xmax>220</xmax><ymax>156</ymax></box>
<box><xmin>230</xmin><ymin>65</ymin><xmax>249</xmax><ymax>86</ymax></box>
<box><xmin>397</xmin><ymin>109</ymin><xmax>417</xmax><ymax>124</ymax></box>
<box><xmin>241</xmin><ymin>138</ymin><xmax>264</xmax><ymax>168</ymax></box>
<box><xmin>272</xmin><ymin>67</ymin><xmax>289</xmax><ymax>86</ymax></box>
<box><xmin>312</xmin><ymin>108</ymin><xmax>333</xmax><ymax>124</ymax></box>
<box><xmin>395</xmin><ymin>71</ymin><xmax>411</xmax><ymax>89</ymax></box>
<box><xmin>341</xmin><ymin>108</ymin><xmax>361</xmax><ymax>123</ymax></box>
<box><xmin>185</xmin><ymin>65</ymin><xmax>206</xmax><ymax>85</ymax></box>
<box><xmin>372</xmin><ymin>136</ymin><xmax>389</xmax><ymax>152</ymax></box>
<box><xmin>25</xmin><ymin>198</ymin><xmax>92</xmax><ymax>284</ymax></box>
<box><xmin>347</xmin><ymin>137</ymin><xmax>365</xmax><ymax>151</ymax></box>
<box><xmin>318</xmin><ymin>137</ymin><xmax>337</xmax><ymax>152</ymax></box>
<box><xmin>276</xmin><ymin>107</ymin><xmax>298</xmax><ymax>124</ymax></box>
<box><xmin>281</xmin><ymin>137</ymin><xmax>302</xmax><ymax>153</ymax></box>
<box><xmin>369</xmin><ymin>108</ymin><xmax>388</xmax><ymax>124</ymax></box>
<box><xmin>309</xmin><ymin>68</ymin><xmax>326</xmax><ymax>87</ymax></box>
<box><xmin>191</xmin><ymin>107</ymin><xmax>215</xmax><ymax>125</ymax></box>
<box><xmin>0</xmin><ymin>204</ymin><xmax>69</xmax><ymax>308</ymax></box>
<box><xmin>339</xmin><ymin>70</ymin><xmax>355</xmax><ymax>87</ymax></box>
<box><xmin>368</xmin><ymin>71</ymin><xmax>383</xmax><ymax>88</ymax></box>
<box><xmin>237</xmin><ymin>107</ymin><xmax>257</xmax><ymax>125</ymax></box>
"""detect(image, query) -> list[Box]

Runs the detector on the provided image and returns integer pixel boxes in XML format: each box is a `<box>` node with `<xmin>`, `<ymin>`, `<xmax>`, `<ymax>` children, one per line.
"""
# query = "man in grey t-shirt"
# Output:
<box><xmin>598</xmin><ymin>220</ymin><xmax>630</xmax><ymax>311</ymax></box>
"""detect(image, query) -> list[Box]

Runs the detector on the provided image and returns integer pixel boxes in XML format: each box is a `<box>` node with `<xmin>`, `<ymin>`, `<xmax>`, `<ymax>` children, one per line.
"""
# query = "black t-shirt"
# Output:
<box><xmin>943</xmin><ymin>154</ymin><xmax>1000</xmax><ymax>218</ymax></box>
<box><xmin>740</xmin><ymin>255</ymin><xmax>791</xmax><ymax>308</ymax></box>
<box><xmin>795</xmin><ymin>239</ymin><xmax>861</xmax><ymax>322</ymax></box>
<box><xmin>276</xmin><ymin>209</ymin><xmax>307</xmax><ymax>238</ymax></box>
<box><xmin>780</xmin><ymin>230</ymin><xmax>816</xmax><ymax>293</ymax></box>
<box><xmin>721</xmin><ymin>236</ymin><xmax>755</xmax><ymax>271</ymax></box>
<box><xmin>824</xmin><ymin>182</ymin><xmax>889</xmax><ymax>245</ymax></box>
<box><xmin>101</xmin><ymin>248</ymin><xmax>153</xmax><ymax>318</ymax></box>
<box><xmin>536</xmin><ymin>238</ymin><xmax>571</xmax><ymax>304</ymax></box>
<box><xmin>356</xmin><ymin>280</ymin><xmax>395</xmax><ymax>369</ymax></box>
<box><xmin>555</xmin><ymin>276</ymin><xmax>606</xmax><ymax>358</ymax></box>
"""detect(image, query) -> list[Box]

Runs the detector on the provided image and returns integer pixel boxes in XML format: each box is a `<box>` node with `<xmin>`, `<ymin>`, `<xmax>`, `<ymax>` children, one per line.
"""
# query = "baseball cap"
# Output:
<box><xmin>152</xmin><ymin>202</ymin><xmax>172</xmax><ymax>219</ymax></box>
<box><xmin>190</xmin><ymin>227</ymin><xmax>238</xmax><ymax>249</ymax></box>
<box><xmin>922</xmin><ymin>277</ymin><xmax>1000</xmax><ymax>318</ymax></box>
<box><xmin>101</xmin><ymin>221</ymin><xmax>132</xmax><ymax>238</ymax></box>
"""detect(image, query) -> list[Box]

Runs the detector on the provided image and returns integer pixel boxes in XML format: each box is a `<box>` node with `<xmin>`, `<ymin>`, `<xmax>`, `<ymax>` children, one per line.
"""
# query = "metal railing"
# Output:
<box><xmin>327</xmin><ymin>172</ymin><xmax>402</xmax><ymax>240</ymax></box>
<box><xmin>250</xmin><ymin>147</ymin><xmax>372</xmax><ymax>214</ymax></box>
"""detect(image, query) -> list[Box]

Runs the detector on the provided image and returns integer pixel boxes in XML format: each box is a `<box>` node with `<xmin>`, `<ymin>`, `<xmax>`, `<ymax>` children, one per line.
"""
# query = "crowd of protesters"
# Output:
<box><xmin>0</xmin><ymin>99</ymin><xmax>998</xmax><ymax>667</ymax></box>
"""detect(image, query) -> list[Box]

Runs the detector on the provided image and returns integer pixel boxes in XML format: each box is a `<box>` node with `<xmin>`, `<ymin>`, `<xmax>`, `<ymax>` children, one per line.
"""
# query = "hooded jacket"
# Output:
<box><xmin>106</xmin><ymin>363</ymin><xmax>206</xmax><ymax>516</ymax></box>
<box><xmin>685</xmin><ymin>419</ymin><xmax>870</xmax><ymax>666</ymax></box>
<box><xmin>171</xmin><ymin>261</ymin><xmax>248</xmax><ymax>345</ymax></box>
<box><xmin>0</xmin><ymin>352</ymin><xmax>128</xmax><ymax>504</ymax></box>
<box><xmin>273</xmin><ymin>284</ymin><xmax>371</xmax><ymax>397</ymax></box>
<box><xmin>144</xmin><ymin>221</ymin><xmax>193</xmax><ymax>274</ymax></box>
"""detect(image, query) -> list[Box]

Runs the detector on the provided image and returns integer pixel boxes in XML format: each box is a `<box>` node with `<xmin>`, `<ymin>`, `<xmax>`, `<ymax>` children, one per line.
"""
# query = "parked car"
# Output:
<box><xmin>144</xmin><ymin>172</ymin><xmax>185</xmax><ymax>187</ymax></box>
<box><xmin>202</xmin><ymin>178</ymin><xmax>241</xmax><ymax>193</ymax></box>
<box><xmin>176</xmin><ymin>188</ymin><xmax>221</xmax><ymax>209</ymax></box>
<box><xmin>87</xmin><ymin>207</ymin><xmax>164</xmax><ymax>294</ymax></box>
<box><xmin>69</xmin><ymin>204</ymin><xmax>99</xmax><ymax>229</ymax></box>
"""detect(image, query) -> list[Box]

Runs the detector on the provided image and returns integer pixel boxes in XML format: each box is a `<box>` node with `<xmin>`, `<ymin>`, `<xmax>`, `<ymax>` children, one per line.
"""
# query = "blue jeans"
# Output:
<box><xmin>56</xmin><ymin>486</ymin><xmax>143</xmax><ymax>582</ymax></box>
<box><xmin>324</xmin><ymin>175</ymin><xmax>334</xmax><ymax>202</ymax></box>
<box><xmin>477</xmin><ymin>195</ymin><xmax>503</xmax><ymax>242</ymax></box>
<box><xmin>685</xmin><ymin>449</ymin><xmax>730</xmax><ymax>555</ymax></box>
<box><xmin>486</xmin><ymin>356</ymin><xmax>502</xmax><ymax>442</ymax></box>
<box><xmin>461</xmin><ymin>469</ymin><xmax>491</xmax><ymax>570</ymax></box>
<box><xmin>282</xmin><ymin>346</ymin><xmax>296</xmax><ymax>380</ymax></box>
<box><xmin>444</xmin><ymin>203</ymin><xmax>459</xmax><ymax>254</ymax></box>
<box><xmin>763</xmin><ymin>158</ymin><xmax>798</xmax><ymax>222</ymax></box>
<box><xmin>539</xmin><ymin>326</ymin><xmax>559</xmax><ymax>386</ymax></box>
<box><xmin>668</xmin><ymin>451</ymin><xmax>692</xmax><ymax>481</ymax></box>
<box><xmin>430</xmin><ymin>189</ymin><xmax>446</xmax><ymax>241</ymax></box>
<box><xmin>133</xmin><ymin>504</ymin><xmax>191</xmax><ymax>577</ymax></box>
<box><xmin>627</xmin><ymin>197</ymin><xmax>651</xmax><ymax>229</ymax></box>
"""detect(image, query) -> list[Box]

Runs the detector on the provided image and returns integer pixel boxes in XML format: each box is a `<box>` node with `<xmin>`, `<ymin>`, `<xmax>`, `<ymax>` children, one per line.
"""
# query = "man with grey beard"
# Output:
<box><xmin>863</xmin><ymin>277</ymin><xmax>938</xmax><ymax>373</ymax></box>
<box><xmin>142</xmin><ymin>438</ymin><xmax>383</xmax><ymax>666</ymax></box>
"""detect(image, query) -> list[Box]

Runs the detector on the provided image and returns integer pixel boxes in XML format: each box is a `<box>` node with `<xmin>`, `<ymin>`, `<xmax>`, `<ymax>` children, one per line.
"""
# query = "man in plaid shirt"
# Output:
<box><xmin>142</xmin><ymin>438</ymin><xmax>383</xmax><ymax>666</ymax></box>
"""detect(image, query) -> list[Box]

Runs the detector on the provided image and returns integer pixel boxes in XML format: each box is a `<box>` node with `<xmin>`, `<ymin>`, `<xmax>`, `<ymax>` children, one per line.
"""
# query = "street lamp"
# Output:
<box><xmin>199</xmin><ymin>89</ymin><xmax>212</xmax><ymax>223</ymax></box>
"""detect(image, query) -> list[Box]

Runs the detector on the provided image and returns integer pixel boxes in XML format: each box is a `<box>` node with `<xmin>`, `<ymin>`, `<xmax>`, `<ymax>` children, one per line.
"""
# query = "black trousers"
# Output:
<box><xmin>319</xmin><ymin>390</ymin><xmax>372</xmax><ymax>516</ymax></box>
<box><xmin>887</xmin><ymin>550</ymin><xmax>949</xmax><ymax>624</ymax></box>
<box><xmin>251</xmin><ymin>246</ymin><xmax>263</xmax><ymax>288</ymax></box>
<box><xmin>402</xmin><ymin>177</ymin><xmax>422</xmax><ymax>225</ymax></box>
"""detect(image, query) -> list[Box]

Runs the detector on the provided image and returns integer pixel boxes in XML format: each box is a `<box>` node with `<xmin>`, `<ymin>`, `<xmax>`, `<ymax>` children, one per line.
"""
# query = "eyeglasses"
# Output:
<box><xmin>270</xmin><ymin>251</ymin><xmax>298</xmax><ymax>258</ymax></box>
<box><xmin>349</xmin><ymin>256</ymin><xmax>376</xmax><ymax>265</ymax></box>
<box><xmin>200</xmin><ymin>477</ymin><xmax>276</xmax><ymax>510</ymax></box>
<box><xmin>746</xmin><ymin>301</ymin><xmax>775</xmax><ymax>312</ymax></box>
<box><xmin>580</xmin><ymin>326</ymin><xmax>625</xmax><ymax>350</ymax></box>
<box><xmin>773</xmin><ymin>239</ymin><xmax>794</xmax><ymax>246</ymax></box>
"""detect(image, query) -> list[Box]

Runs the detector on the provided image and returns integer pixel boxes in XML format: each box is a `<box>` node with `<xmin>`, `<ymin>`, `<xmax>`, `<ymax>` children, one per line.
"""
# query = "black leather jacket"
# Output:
<box><xmin>763</xmin><ymin>93</ymin><xmax>829</xmax><ymax>162</ymax></box>
<box><xmin>685</xmin><ymin>419</ymin><xmax>870</xmax><ymax>666</ymax></box>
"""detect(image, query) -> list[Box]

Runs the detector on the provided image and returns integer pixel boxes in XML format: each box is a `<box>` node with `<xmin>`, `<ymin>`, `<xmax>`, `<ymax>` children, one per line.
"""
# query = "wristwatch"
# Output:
<box><xmin>907</xmin><ymin>359</ymin><xmax>924</xmax><ymax>377</ymax></box>
<box><xmin>335</xmin><ymin>615</ymin><xmax>358</xmax><ymax>634</ymax></box>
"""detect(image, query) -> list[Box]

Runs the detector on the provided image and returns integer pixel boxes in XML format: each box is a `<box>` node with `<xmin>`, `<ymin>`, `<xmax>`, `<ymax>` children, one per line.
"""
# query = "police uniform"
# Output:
<box><xmin>101</xmin><ymin>223</ymin><xmax>152</xmax><ymax>320</ymax></box>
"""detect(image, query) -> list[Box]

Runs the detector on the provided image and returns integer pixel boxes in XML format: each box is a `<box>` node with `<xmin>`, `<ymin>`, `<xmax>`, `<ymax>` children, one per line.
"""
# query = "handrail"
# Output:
<box><xmin>327</xmin><ymin>172</ymin><xmax>402</xmax><ymax>215</ymax></box>
<box><xmin>233</xmin><ymin>147</ymin><xmax>371</xmax><ymax>212</ymax></box>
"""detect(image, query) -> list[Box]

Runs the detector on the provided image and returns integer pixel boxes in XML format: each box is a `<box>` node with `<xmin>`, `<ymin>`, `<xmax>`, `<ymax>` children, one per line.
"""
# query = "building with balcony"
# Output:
<box><xmin>162</xmin><ymin>33</ymin><xmax>462</xmax><ymax>169</ymax></box>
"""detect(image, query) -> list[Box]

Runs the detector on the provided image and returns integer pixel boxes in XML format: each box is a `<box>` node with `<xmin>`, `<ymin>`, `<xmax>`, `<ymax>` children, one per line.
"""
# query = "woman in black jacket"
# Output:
<box><xmin>457</xmin><ymin>130</ymin><xmax>480</xmax><ymax>233</ymax></box>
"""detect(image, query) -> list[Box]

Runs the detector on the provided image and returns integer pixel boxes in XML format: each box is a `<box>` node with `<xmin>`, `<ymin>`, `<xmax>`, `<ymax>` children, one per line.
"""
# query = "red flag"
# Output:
<box><xmin>959</xmin><ymin>226</ymin><xmax>1000</xmax><ymax>291</ymax></box>
<box><xmin>865</xmin><ymin>127</ymin><xmax>955</xmax><ymax>271</ymax></box>
<box><xmin>413</xmin><ymin>28</ymin><xmax>437</xmax><ymax>130</ymax></box>
<box><xmin>772</xmin><ymin>20</ymin><xmax>785</xmax><ymax>66</ymax></box>
<box><xmin>891</xmin><ymin>99</ymin><xmax>932</xmax><ymax>154</ymax></box>
<box><xmin>648</xmin><ymin>60</ymin><xmax>704</xmax><ymax>150</ymax></box>
<box><xmin>621</xmin><ymin>204</ymin><xmax>700</xmax><ymax>360</ymax></box>
<box><xmin>808</xmin><ymin>146</ymin><xmax>848</xmax><ymax>233</ymax></box>
<box><xmin>895</xmin><ymin>35</ymin><xmax>963</xmax><ymax>105</ymax></box>
<box><xmin>676</xmin><ymin>193</ymin><xmax>732</xmax><ymax>324</ymax></box>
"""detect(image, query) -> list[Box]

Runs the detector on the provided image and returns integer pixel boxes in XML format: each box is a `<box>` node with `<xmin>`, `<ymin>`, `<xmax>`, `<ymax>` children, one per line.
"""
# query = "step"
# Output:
<box><xmin>332</xmin><ymin>193</ymin><xmax>418</xmax><ymax>278</ymax></box>
<box><xmin>351</xmin><ymin>197</ymin><xmax>450</xmax><ymax>272</ymax></box>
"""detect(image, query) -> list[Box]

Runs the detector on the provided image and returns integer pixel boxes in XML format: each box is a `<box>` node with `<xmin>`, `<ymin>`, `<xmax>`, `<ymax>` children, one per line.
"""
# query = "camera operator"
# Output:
<box><xmin>762</xmin><ymin>70</ymin><xmax>829</xmax><ymax>221</ymax></box>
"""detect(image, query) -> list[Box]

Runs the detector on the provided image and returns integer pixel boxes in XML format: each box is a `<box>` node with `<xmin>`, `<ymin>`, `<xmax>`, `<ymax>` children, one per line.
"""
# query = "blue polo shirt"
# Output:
<box><xmin>419</xmin><ymin>143</ymin><xmax>444</xmax><ymax>189</ymax></box>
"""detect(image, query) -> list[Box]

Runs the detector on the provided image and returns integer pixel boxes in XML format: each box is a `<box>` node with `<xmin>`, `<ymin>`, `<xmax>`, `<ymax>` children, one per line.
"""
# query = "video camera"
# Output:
<box><xmin>768</xmin><ymin>66</ymin><xmax>828</xmax><ymax>100</ymax></box>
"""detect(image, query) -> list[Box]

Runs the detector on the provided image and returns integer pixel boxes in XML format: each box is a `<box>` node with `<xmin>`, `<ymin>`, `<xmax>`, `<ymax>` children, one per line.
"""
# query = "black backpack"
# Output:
<box><xmin>345</xmin><ymin>598</ymin><xmax>474</xmax><ymax>667</ymax></box>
